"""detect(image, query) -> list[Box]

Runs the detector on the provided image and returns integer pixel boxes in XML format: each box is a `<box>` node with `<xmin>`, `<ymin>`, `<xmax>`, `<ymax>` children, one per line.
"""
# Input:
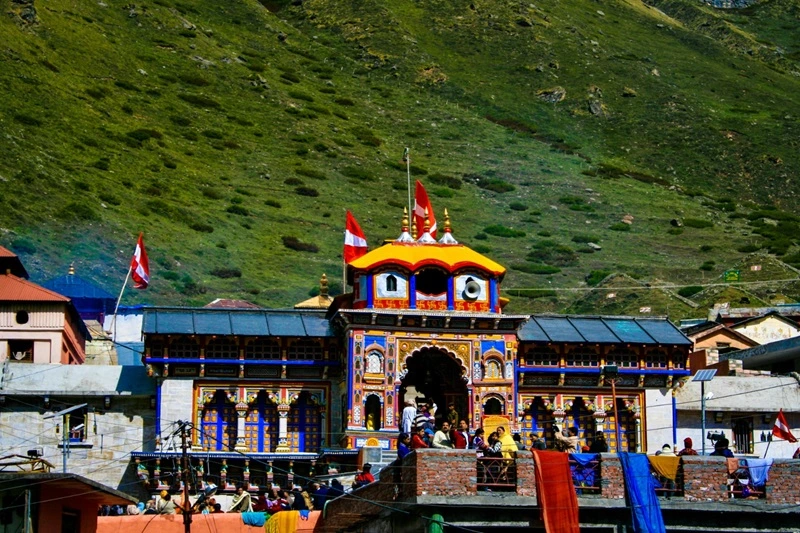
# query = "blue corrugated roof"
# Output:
<box><xmin>143</xmin><ymin>308</ymin><xmax>333</xmax><ymax>337</ymax></box>
<box><xmin>518</xmin><ymin>316</ymin><xmax>691</xmax><ymax>345</ymax></box>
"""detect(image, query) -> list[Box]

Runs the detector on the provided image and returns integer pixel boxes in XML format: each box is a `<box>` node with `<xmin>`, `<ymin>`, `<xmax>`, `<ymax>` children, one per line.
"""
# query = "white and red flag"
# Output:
<box><xmin>773</xmin><ymin>409</ymin><xmax>797</xmax><ymax>443</ymax></box>
<box><xmin>344</xmin><ymin>211</ymin><xmax>368</xmax><ymax>263</ymax></box>
<box><xmin>413</xmin><ymin>180</ymin><xmax>437</xmax><ymax>238</ymax></box>
<box><xmin>130</xmin><ymin>233</ymin><xmax>150</xmax><ymax>289</ymax></box>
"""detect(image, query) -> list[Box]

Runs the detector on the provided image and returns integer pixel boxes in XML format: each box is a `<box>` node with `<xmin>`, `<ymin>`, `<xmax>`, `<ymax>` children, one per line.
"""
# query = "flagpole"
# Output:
<box><xmin>110</xmin><ymin>266</ymin><xmax>132</xmax><ymax>342</ymax></box>
<box><xmin>405</xmin><ymin>147</ymin><xmax>412</xmax><ymax>217</ymax></box>
<box><xmin>342</xmin><ymin>257</ymin><xmax>347</xmax><ymax>296</ymax></box>
<box><xmin>763</xmin><ymin>438</ymin><xmax>772</xmax><ymax>459</ymax></box>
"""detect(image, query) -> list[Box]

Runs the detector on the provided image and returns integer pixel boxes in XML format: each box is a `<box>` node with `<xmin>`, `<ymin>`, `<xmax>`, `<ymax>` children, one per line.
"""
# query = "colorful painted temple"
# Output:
<box><xmin>133</xmin><ymin>209</ymin><xmax>693</xmax><ymax>488</ymax></box>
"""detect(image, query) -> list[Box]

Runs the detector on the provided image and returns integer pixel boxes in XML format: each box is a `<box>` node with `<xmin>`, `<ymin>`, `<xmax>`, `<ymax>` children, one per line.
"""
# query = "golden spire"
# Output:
<box><xmin>438</xmin><ymin>207</ymin><xmax>458</xmax><ymax>244</ymax></box>
<box><xmin>444</xmin><ymin>208</ymin><xmax>451</xmax><ymax>233</ymax></box>
<box><xmin>68</xmin><ymin>262</ymin><xmax>75</xmax><ymax>275</ymax></box>
<box><xmin>320</xmin><ymin>273</ymin><xmax>329</xmax><ymax>298</ymax></box>
<box><xmin>401</xmin><ymin>207</ymin><xmax>409</xmax><ymax>233</ymax></box>
<box><xmin>423</xmin><ymin>207</ymin><xmax>430</xmax><ymax>234</ymax></box>
<box><xmin>411</xmin><ymin>219</ymin><xmax>418</xmax><ymax>240</ymax></box>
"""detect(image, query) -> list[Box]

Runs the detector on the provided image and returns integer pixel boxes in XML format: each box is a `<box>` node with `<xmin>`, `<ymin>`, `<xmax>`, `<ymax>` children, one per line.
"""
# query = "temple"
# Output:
<box><xmin>134</xmin><ymin>208</ymin><xmax>692</xmax><ymax>486</ymax></box>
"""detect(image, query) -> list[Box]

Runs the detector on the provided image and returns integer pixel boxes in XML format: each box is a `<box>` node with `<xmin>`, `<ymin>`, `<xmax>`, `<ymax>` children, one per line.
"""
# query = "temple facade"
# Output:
<box><xmin>134</xmin><ymin>210</ymin><xmax>693</xmax><ymax>490</ymax></box>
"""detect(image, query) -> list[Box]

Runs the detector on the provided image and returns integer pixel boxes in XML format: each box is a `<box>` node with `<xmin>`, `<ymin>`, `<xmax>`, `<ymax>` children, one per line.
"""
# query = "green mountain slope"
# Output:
<box><xmin>1</xmin><ymin>0</ymin><xmax>799</xmax><ymax>318</ymax></box>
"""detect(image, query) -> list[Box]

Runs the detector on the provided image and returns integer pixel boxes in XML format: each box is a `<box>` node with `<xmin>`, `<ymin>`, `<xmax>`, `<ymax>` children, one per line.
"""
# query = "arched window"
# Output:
<box><xmin>484</xmin><ymin>359</ymin><xmax>502</xmax><ymax>380</ymax></box>
<box><xmin>366</xmin><ymin>351</ymin><xmax>383</xmax><ymax>374</ymax></box>
<box><xmin>287</xmin><ymin>339</ymin><xmax>323</xmax><ymax>360</ymax></box>
<box><xmin>245</xmin><ymin>339</ymin><xmax>281</xmax><ymax>359</ymax></box>
<box><xmin>170</xmin><ymin>337</ymin><xmax>199</xmax><ymax>359</ymax></box>
<box><xmin>205</xmin><ymin>337</ymin><xmax>238</xmax><ymax>359</ymax></box>
<box><xmin>365</xmin><ymin>395</ymin><xmax>382</xmax><ymax>430</ymax></box>
<box><xmin>483</xmin><ymin>396</ymin><xmax>504</xmax><ymax>415</ymax></box>
<box><xmin>386</xmin><ymin>275</ymin><xmax>397</xmax><ymax>292</ymax></box>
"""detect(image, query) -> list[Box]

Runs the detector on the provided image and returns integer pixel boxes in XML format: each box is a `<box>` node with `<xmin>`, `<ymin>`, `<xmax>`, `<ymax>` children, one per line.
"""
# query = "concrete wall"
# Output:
<box><xmin>645</xmin><ymin>388</ymin><xmax>675</xmax><ymax>452</ymax></box>
<box><xmin>158</xmin><ymin>379</ymin><xmax>195</xmax><ymax>443</ymax></box>
<box><xmin>734</xmin><ymin>315</ymin><xmax>800</xmax><ymax>344</ymax></box>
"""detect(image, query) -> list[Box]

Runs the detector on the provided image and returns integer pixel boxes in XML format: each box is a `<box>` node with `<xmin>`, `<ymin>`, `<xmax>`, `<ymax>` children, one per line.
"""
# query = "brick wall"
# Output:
<box><xmin>764</xmin><ymin>458</ymin><xmax>800</xmax><ymax>504</ymax></box>
<box><xmin>597</xmin><ymin>453</ymin><xmax>626</xmax><ymax>500</ymax></box>
<box><xmin>407</xmin><ymin>449</ymin><xmax>477</xmax><ymax>496</ymax></box>
<box><xmin>682</xmin><ymin>456</ymin><xmax>730</xmax><ymax>501</ymax></box>
<box><xmin>515</xmin><ymin>454</ymin><xmax>537</xmax><ymax>497</ymax></box>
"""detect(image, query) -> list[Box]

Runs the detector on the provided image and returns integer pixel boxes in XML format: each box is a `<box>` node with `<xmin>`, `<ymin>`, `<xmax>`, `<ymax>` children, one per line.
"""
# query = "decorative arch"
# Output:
<box><xmin>482</xmin><ymin>393</ymin><xmax>505</xmax><ymax>415</ymax></box>
<box><xmin>364</xmin><ymin>344</ymin><xmax>385</xmax><ymax>376</ymax></box>
<box><xmin>398</xmin><ymin>342</ymin><xmax>470</xmax><ymax>380</ymax></box>
<box><xmin>364</xmin><ymin>393</ymin><xmax>383</xmax><ymax>430</ymax></box>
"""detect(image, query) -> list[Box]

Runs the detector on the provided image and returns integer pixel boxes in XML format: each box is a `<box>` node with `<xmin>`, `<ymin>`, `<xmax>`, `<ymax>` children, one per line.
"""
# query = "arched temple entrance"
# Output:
<box><xmin>399</xmin><ymin>348</ymin><xmax>470</xmax><ymax>425</ymax></box>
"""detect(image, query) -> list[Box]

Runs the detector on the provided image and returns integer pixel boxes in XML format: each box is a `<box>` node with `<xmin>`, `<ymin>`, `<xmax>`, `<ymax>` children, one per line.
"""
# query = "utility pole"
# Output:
<box><xmin>181</xmin><ymin>421</ymin><xmax>192</xmax><ymax>533</ymax></box>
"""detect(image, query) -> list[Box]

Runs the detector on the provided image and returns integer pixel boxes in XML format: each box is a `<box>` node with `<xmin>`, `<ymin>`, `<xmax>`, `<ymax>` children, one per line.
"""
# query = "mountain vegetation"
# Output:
<box><xmin>1</xmin><ymin>0</ymin><xmax>800</xmax><ymax>320</ymax></box>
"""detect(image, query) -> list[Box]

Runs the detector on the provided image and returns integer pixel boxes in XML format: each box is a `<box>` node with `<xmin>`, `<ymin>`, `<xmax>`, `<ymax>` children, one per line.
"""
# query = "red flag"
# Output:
<box><xmin>130</xmin><ymin>233</ymin><xmax>150</xmax><ymax>289</ymax></box>
<box><xmin>773</xmin><ymin>409</ymin><xmax>797</xmax><ymax>443</ymax></box>
<box><xmin>344</xmin><ymin>211</ymin><xmax>368</xmax><ymax>263</ymax></box>
<box><xmin>413</xmin><ymin>180</ymin><xmax>437</xmax><ymax>238</ymax></box>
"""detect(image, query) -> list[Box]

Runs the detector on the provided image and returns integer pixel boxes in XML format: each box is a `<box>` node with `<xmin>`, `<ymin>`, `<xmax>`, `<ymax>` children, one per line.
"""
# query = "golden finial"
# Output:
<box><xmin>444</xmin><ymin>208</ymin><xmax>451</xmax><ymax>233</ymax></box>
<box><xmin>68</xmin><ymin>262</ymin><xmax>75</xmax><ymax>275</ymax></box>
<box><xmin>320</xmin><ymin>273</ymin><xmax>329</xmax><ymax>298</ymax></box>
<box><xmin>411</xmin><ymin>219</ymin><xmax>418</xmax><ymax>240</ymax></box>
<box><xmin>423</xmin><ymin>207</ymin><xmax>430</xmax><ymax>234</ymax></box>
<box><xmin>401</xmin><ymin>207</ymin><xmax>409</xmax><ymax>233</ymax></box>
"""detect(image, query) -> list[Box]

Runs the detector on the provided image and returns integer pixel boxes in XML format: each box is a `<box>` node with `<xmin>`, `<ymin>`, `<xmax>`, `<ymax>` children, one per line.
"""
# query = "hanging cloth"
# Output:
<box><xmin>569</xmin><ymin>453</ymin><xmax>600</xmax><ymax>488</ymax></box>
<box><xmin>532</xmin><ymin>450</ymin><xmax>580</xmax><ymax>533</ymax></box>
<box><xmin>647</xmin><ymin>455</ymin><xmax>680</xmax><ymax>482</ymax></box>
<box><xmin>739</xmin><ymin>458</ymin><xmax>773</xmax><ymax>488</ymax></box>
<box><xmin>619</xmin><ymin>452</ymin><xmax>666</xmax><ymax>533</ymax></box>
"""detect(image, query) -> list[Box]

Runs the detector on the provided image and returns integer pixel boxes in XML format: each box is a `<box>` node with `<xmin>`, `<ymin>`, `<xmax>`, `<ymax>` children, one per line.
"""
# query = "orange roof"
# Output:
<box><xmin>348</xmin><ymin>242</ymin><xmax>506</xmax><ymax>278</ymax></box>
<box><xmin>0</xmin><ymin>246</ymin><xmax>16</xmax><ymax>258</ymax></box>
<box><xmin>0</xmin><ymin>274</ymin><xmax>70</xmax><ymax>302</ymax></box>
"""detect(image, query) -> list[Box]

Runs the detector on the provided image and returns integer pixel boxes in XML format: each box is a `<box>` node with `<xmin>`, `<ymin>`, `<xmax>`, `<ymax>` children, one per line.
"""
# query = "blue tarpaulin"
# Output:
<box><xmin>569</xmin><ymin>453</ymin><xmax>599</xmax><ymax>489</ymax></box>
<box><xmin>619</xmin><ymin>452</ymin><xmax>666</xmax><ymax>533</ymax></box>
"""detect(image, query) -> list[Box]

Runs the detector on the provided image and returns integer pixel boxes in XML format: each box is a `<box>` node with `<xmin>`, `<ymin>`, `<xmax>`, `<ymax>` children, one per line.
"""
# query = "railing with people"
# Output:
<box><xmin>476</xmin><ymin>456</ymin><xmax>517</xmax><ymax>492</ymax></box>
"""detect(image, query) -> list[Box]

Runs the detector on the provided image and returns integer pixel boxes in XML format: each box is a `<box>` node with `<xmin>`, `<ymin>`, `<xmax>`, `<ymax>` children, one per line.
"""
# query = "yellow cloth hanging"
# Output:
<box><xmin>266</xmin><ymin>510</ymin><xmax>299</xmax><ymax>533</ymax></box>
<box><xmin>647</xmin><ymin>455</ymin><xmax>680</xmax><ymax>481</ymax></box>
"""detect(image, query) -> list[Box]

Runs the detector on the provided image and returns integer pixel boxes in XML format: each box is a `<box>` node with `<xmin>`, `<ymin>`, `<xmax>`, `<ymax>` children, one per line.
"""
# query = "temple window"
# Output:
<box><xmin>565</xmin><ymin>347</ymin><xmax>598</xmax><ymax>367</ymax></box>
<box><xmin>245</xmin><ymin>338</ymin><xmax>281</xmax><ymax>359</ymax></box>
<box><xmin>415</xmin><ymin>268</ymin><xmax>448</xmax><ymax>296</ymax></box>
<box><xmin>607</xmin><ymin>347</ymin><xmax>638</xmax><ymax>369</ymax></box>
<box><xmin>149</xmin><ymin>340</ymin><xmax>165</xmax><ymax>359</ymax></box>
<box><xmin>287</xmin><ymin>339</ymin><xmax>323</xmax><ymax>360</ymax></box>
<box><xmin>483</xmin><ymin>396</ymin><xmax>504</xmax><ymax>415</ymax></box>
<box><xmin>386</xmin><ymin>275</ymin><xmax>397</xmax><ymax>292</ymax></box>
<box><xmin>645</xmin><ymin>348</ymin><xmax>668</xmax><ymax>369</ymax></box>
<box><xmin>205</xmin><ymin>337</ymin><xmax>238</xmax><ymax>359</ymax></box>
<box><xmin>170</xmin><ymin>336</ymin><xmax>199</xmax><ymax>359</ymax></box>
<box><xmin>366</xmin><ymin>351</ymin><xmax>383</xmax><ymax>374</ymax></box>
<box><xmin>365</xmin><ymin>395</ymin><xmax>382</xmax><ymax>430</ymax></box>
<box><xmin>524</xmin><ymin>346</ymin><xmax>559</xmax><ymax>367</ymax></box>
<box><xmin>200</xmin><ymin>390</ymin><xmax>236</xmax><ymax>451</ymax></box>
<box><xmin>484</xmin><ymin>358</ymin><xmax>502</xmax><ymax>380</ymax></box>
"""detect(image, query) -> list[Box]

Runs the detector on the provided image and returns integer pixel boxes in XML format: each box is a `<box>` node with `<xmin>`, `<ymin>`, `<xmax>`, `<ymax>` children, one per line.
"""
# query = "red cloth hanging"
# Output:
<box><xmin>532</xmin><ymin>450</ymin><xmax>580</xmax><ymax>533</ymax></box>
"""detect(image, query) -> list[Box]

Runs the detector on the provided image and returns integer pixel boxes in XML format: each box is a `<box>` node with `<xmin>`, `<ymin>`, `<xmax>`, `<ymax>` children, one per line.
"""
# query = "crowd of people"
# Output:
<box><xmin>104</xmin><ymin>479</ymin><xmax>348</xmax><ymax>517</ymax></box>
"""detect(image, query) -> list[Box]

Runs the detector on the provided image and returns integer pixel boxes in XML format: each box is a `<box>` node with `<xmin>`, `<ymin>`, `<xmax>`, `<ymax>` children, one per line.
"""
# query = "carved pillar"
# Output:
<box><xmin>235</xmin><ymin>401</ymin><xmax>249</xmax><ymax>452</ymax></box>
<box><xmin>266</xmin><ymin>461</ymin><xmax>274</xmax><ymax>487</ymax></box>
<box><xmin>275</xmin><ymin>403</ymin><xmax>291</xmax><ymax>452</ymax></box>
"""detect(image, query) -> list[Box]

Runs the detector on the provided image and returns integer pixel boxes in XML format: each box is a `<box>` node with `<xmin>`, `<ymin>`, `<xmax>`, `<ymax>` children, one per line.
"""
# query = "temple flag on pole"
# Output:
<box><xmin>130</xmin><ymin>233</ymin><xmax>150</xmax><ymax>289</ymax></box>
<box><xmin>773</xmin><ymin>409</ymin><xmax>797</xmax><ymax>443</ymax></box>
<box><xmin>414</xmin><ymin>180</ymin><xmax>437</xmax><ymax>238</ymax></box>
<box><xmin>344</xmin><ymin>211</ymin><xmax>368</xmax><ymax>263</ymax></box>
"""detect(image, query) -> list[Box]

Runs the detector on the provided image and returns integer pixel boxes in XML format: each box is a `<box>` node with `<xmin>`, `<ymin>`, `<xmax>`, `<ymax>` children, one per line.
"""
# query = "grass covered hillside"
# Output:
<box><xmin>1</xmin><ymin>0</ymin><xmax>799</xmax><ymax>320</ymax></box>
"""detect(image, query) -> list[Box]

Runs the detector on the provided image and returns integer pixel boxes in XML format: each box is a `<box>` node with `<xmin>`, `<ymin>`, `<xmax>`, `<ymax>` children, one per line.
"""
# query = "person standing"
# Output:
<box><xmin>401</xmin><ymin>400</ymin><xmax>417</xmax><ymax>434</ymax></box>
<box><xmin>398</xmin><ymin>432</ymin><xmax>412</xmax><ymax>459</ymax></box>
<box><xmin>432</xmin><ymin>422</ymin><xmax>455</xmax><ymax>448</ymax></box>
<box><xmin>497</xmin><ymin>427</ymin><xmax>517</xmax><ymax>459</ymax></box>
<box><xmin>677</xmin><ymin>437</ymin><xmax>698</xmax><ymax>456</ymax></box>
<box><xmin>228</xmin><ymin>485</ymin><xmax>253</xmax><ymax>513</ymax></box>
<box><xmin>530</xmin><ymin>433</ymin><xmax>547</xmax><ymax>450</ymax></box>
<box><xmin>553</xmin><ymin>426</ymin><xmax>580</xmax><ymax>453</ymax></box>
<box><xmin>451</xmin><ymin>420</ymin><xmax>470</xmax><ymax>449</ymax></box>
<box><xmin>411</xmin><ymin>426</ymin><xmax>429</xmax><ymax>449</ymax></box>
<box><xmin>589</xmin><ymin>431</ymin><xmax>609</xmax><ymax>453</ymax></box>
<box><xmin>156</xmin><ymin>490</ymin><xmax>176</xmax><ymax>514</ymax></box>
<box><xmin>446</xmin><ymin>403</ymin><xmax>459</xmax><ymax>428</ymax></box>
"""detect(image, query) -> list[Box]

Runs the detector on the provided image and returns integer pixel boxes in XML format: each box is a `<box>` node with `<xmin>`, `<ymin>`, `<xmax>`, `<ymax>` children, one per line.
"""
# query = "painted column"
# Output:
<box><xmin>275</xmin><ymin>403</ymin><xmax>291</xmax><ymax>452</ymax></box>
<box><xmin>235</xmin><ymin>401</ymin><xmax>249</xmax><ymax>452</ymax></box>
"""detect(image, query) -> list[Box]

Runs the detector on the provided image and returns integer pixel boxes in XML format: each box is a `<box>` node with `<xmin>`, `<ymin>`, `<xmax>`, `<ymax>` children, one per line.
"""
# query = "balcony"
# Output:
<box><xmin>320</xmin><ymin>450</ymin><xmax>800</xmax><ymax>531</ymax></box>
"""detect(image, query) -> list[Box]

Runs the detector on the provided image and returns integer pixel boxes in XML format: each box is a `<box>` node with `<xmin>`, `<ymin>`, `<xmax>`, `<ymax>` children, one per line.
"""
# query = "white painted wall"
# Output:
<box><xmin>645</xmin><ymin>389</ymin><xmax>675</xmax><ymax>452</ymax></box>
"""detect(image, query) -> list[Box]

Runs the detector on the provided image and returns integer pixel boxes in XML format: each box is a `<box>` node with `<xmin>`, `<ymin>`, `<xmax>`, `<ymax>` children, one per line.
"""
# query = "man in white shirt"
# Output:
<box><xmin>401</xmin><ymin>400</ymin><xmax>417</xmax><ymax>434</ymax></box>
<box><xmin>432</xmin><ymin>421</ymin><xmax>454</xmax><ymax>449</ymax></box>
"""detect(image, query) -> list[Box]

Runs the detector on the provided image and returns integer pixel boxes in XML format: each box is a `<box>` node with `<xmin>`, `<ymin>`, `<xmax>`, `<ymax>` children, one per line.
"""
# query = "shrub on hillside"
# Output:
<box><xmin>178</xmin><ymin>73</ymin><xmax>211</xmax><ymax>86</ymax></box>
<box><xmin>609</xmin><ymin>223</ymin><xmax>631</xmax><ymax>232</ymax></box>
<box><xmin>684</xmin><ymin>218</ymin><xmax>713</xmax><ymax>229</ymax></box>
<box><xmin>335</xmin><ymin>97</ymin><xmax>355</xmax><ymax>106</ymax></box>
<box><xmin>295</xmin><ymin>186</ymin><xmax>319</xmax><ymax>197</ymax></box>
<box><xmin>58</xmin><ymin>202</ymin><xmax>99</xmax><ymax>221</ymax></box>
<box><xmin>572</xmin><ymin>233</ymin><xmax>598</xmax><ymax>244</ymax></box>
<box><xmin>265</xmin><ymin>199</ymin><xmax>282</xmax><ymax>208</ymax></box>
<box><xmin>99</xmin><ymin>192</ymin><xmax>121</xmax><ymax>206</ymax></box>
<box><xmin>509</xmin><ymin>202</ymin><xmax>528</xmax><ymax>211</ymax></box>
<box><xmin>289</xmin><ymin>90</ymin><xmax>314</xmax><ymax>102</ymax></box>
<box><xmin>511</xmin><ymin>263</ymin><xmax>561</xmax><ymax>275</ymax></box>
<box><xmin>170</xmin><ymin>116</ymin><xmax>192</xmax><ymax>127</ymax></box>
<box><xmin>433</xmin><ymin>188</ymin><xmax>454</xmax><ymax>198</ymax></box>
<box><xmin>210</xmin><ymin>267</ymin><xmax>242</xmax><ymax>278</ymax></box>
<box><xmin>341</xmin><ymin>167</ymin><xmax>373</xmax><ymax>181</ymax></box>
<box><xmin>282</xmin><ymin>236</ymin><xmax>319</xmax><ymax>253</ymax></box>
<box><xmin>226</xmin><ymin>205</ymin><xmax>250</xmax><ymax>216</ymax></box>
<box><xmin>10</xmin><ymin>238</ymin><xmax>36</xmax><ymax>255</ymax></box>
<box><xmin>285</xmin><ymin>177</ymin><xmax>304</xmax><ymax>186</ymax></box>
<box><xmin>114</xmin><ymin>80</ymin><xmax>140</xmax><ymax>92</ymax></box>
<box><xmin>585</xmin><ymin>270</ymin><xmax>611</xmax><ymax>286</ymax></box>
<box><xmin>484</xmin><ymin>225</ymin><xmax>526</xmax><ymax>238</ymax></box>
<box><xmin>699</xmin><ymin>261</ymin><xmax>715</xmax><ymax>271</ymax></box>
<box><xmin>737</xmin><ymin>244</ymin><xmax>761</xmax><ymax>253</ymax></box>
<box><xmin>14</xmin><ymin>114</ymin><xmax>43</xmax><ymax>127</ymax></box>
<box><xmin>297</xmin><ymin>168</ymin><xmax>327</xmax><ymax>180</ymax></box>
<box><xmin>202</xmin><ymin>188</ymin><xmax>224</xmax><ymax>200</ymax></box>
<box><xmin>178</xmin><ymin>93</ymin><xmax>221</xmax><ymax>108</ymax></box>
<box><xmin>678</xmin><ymin>286</ymin><xmax>703</xmax><ymax>298</ymax></box>
<box><xmin>527</xmin><ymin>240</ymin><xmax>577</xmax><ymax>266</ymax></box>
<box><xmin>280</xmin><ymin>72</ymin><xmax>300</xmax><ymax>83</ymax></box>
<box><xmin>478</xmin><ymin>178</ymin><xmax>515</xmax><ymax>193</ymax></box>
<box><xmin>190</xmin><ymin>222</ymin><xmax>214</xmax><ymax>233</ymax></box>
<box><xmin>428</xmin><ymin>173</ymin><xmax>461</xmax><ymax>189</ymax></box>
<box><xmin>351</xmin><ymin>127</ymin><xmax>382</xmax><ymax>147</ymax></box>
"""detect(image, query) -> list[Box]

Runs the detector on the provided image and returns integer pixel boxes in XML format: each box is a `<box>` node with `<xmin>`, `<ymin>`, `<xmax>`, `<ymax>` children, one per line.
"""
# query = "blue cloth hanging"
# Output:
<box><xmin>740</xmin><ymin>458</ymin><xmax>773</xmax><ymax>488</ymax></box>
<box><xmin>618</xmin><ymin>452</ymin><xmax>666</xmax><ymax>533</ymax></box>
<box><xmin>569</xmin><ymin>453</ymin><xmax>599</xmax><ymax>488</ymax></box>
<box><xmin>241</xmin><ymin>512</ymin><xmax>267</xmax><ymax>527</ymax></box>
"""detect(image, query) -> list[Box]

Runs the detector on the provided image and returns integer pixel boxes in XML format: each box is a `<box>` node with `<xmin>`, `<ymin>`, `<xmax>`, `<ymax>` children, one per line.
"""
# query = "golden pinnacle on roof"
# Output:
<box><xmin>444</xmin><ymin>208</ymin><xmax>451</xmax><ymax>233</ymax></box>
<box><xmin>411</xmin><ymin>219</ymin><xmax>418</xmax><ymax>240</ymax></box>
<box><xmin>320</xmin><ymin>273</ymin><xmax>329</xmax><ymax>298</ymax></box>
<box><xmin>401</xmin><ymin>207</ymin><xmax>409</xmax><ymax>233</ymax></box>
<box><xmin>423</xmin><ymin>207</ymin><xmax>430</xmax><ymax>234</ymax></box>
<box><xmin>438</xmin><ymin>207</ymin><xmax>458</xmax><ymax>244</ymax></box>
<box><xmin>68</xmin><ymin>262</ymin><xmax>75</xmax><ymax>275</ymax></box>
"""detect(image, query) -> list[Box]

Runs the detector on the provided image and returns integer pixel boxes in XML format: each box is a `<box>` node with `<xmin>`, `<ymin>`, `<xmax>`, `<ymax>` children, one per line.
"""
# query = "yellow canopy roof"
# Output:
<box><xmin>348</xmin><ymin>242</ymin><xmax>506</xmax><ymax>279</ymax></box>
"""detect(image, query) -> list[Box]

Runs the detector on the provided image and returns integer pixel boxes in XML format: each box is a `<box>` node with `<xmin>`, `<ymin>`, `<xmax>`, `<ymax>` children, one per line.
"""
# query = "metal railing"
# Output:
<box><xmin>568</xmin><ymin>457</ymin><xmax>601</xmax><ymax>494</ymax></box>
<box><xmin>652</xmin><ymin>462</ymin><xmax>684</xmax><ymax>498</ymax></box>
<box><xmin>727</xmin><ymin>464</ymin><xmax>766</xmax><ymax>499</ymax></box>
<box><xmin>476</xmin><ymin>457</ymin><xmax>517</xmax><ymax>492</ymax></box>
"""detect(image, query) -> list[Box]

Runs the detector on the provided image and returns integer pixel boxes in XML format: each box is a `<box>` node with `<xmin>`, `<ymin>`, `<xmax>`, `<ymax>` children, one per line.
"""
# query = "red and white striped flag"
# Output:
<box><xmin>344</xmin><ymin>211</ymin><xmax>368</xmax><ymax>263</ymax></box>
<box><xmin>413</xmin><ymin>180</ymin><xmax>437</xmax><ymax>238</ymax></box>
<box><xmin>773</xmin><ymin>409</ymin><xmax>797</xmax><ymax>443</ymax></box>
<box><xmin>130</xmin><ymin>233</ymin><xmax>150</xmax><ymax>289</ymax></box>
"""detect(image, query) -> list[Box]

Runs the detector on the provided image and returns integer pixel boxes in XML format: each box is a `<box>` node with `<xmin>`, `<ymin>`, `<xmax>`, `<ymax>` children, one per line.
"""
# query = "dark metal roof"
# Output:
<box><xmin>517</xmin><ymin>315</ymin><xmax>691</xmax><ymax>346</ymax></box>
<box><xmin>42</xmin><ymin>274</ymin><xmax>115</xmax><ymax>300</ymax></box>
<box><xmin>143</xmin><ymin>307</ymin><xmax>334</xmax><ymax>337</ymax></box>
